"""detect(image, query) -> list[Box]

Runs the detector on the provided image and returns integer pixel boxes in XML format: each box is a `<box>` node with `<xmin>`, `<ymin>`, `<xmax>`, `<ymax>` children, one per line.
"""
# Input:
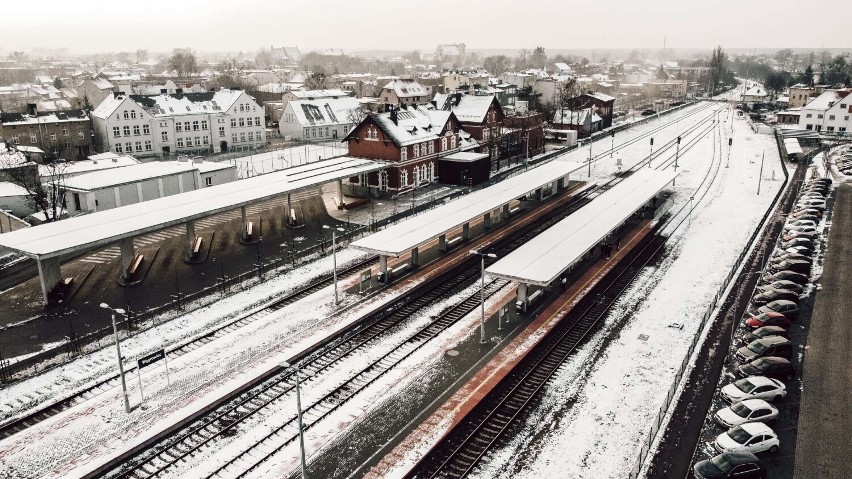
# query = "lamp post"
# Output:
<box><xmin>648</xmin><ymin>137</ymin><xmax>654</xmax><ymax>167</ymax></box>
<box><xmin>281</xmin><ymin>361</ymin><xmax>314</xmax><ymax>479</ymax></box>
<box><xmin>587</xmin><ymin>136</ymin><xmax>593</xmax><ymax>177</ymax></box>
<box><xmin>470</xmin><ymin>250</ymin><xmax>497</xmax><ymax>344</ymax></box>
<box><xmin>100</xmin><ymin>303</ymin><xmax>130</xmax><ymax>413</ymax></box>
<box><xmin>322</xmin><ymin>225</ymin><xmax>338</xmax><ymax>305</ymax></box>
<box><xmin>610</xmin><ymin>130</ymin><xmax>615</xmax><ymax>158</ymax></box>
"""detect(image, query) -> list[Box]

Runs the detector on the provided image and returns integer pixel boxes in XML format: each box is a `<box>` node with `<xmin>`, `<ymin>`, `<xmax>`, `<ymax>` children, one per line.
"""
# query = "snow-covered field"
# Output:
<box><xmin>0</xmin><ymin>101</ymin><xmax>771</xmax><ymax>479</ymax></box>
<box><xmin>467</xmin><ymin>103</ymin><xmax>787</xmax><ymax>478</ymax></box>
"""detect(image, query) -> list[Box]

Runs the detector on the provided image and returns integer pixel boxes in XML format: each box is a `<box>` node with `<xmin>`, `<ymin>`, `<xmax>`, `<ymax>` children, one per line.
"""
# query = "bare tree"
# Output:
<box><xmin>168</xmin><ymin>50</ymin><xmax>199</xmax><ymax>78</ymax></box>
<box><xmin>0</xmin><ymin>153</ymin><xmax>68</xmax><ymax>222</ymax></box>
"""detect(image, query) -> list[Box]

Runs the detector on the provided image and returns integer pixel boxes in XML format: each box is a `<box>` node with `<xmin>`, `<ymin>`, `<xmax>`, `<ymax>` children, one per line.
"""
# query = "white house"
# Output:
<box><xmin>63</xmin><ymin>159</ymin><xmax>236</xmax><ymax>215</ymax></box>
<box><xmin>91</xmin><ymin>89</ymin><xmax>266</xmax><ymax>159</ymax></box>
<box><xmin>278</xmin><ymin>96</ymin><xmax>361</xmax><ymax>141</ymax></box>
<box><xmin>798</xmin><ymin>89</ymin><xmax>852</xmax><ymax>133</ymax></box>
<box><xmin>742</xmin><ymin>86</ymin><xmax>769</xmax><ymax>106</ymax></box>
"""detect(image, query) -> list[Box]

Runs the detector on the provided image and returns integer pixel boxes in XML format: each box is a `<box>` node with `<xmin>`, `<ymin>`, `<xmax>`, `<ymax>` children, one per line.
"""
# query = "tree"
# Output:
<box><xmin>797</xmin><ymin>65</ymin><xmax>815</xmax><ymax>86</ymax></box>
<box><xmin>0</xmin><ymin>154</ymin><xmax>67</xmax><ymax>223</ymax></box>
<box><xmin>306</xmin><ymin>67</ymin><xmax>328</xmax><ymax>90</ymax></box>
<box><xmin>530</xmin><ymin>46</ymin><xmax>547</xmax><ymax>70</ymax></box>
<box><xmin>708</xmin><ymin>45</ymin><xmax>728</xmax><ymax>95</ymax></box>
<box><xmin>53</xmin><ymin>76</ymin><xmax>63</xmax><ymax>89</ymax></box>
<box><xmin>774</xmin><ymin>49</ymin><xmax>793</xmax><ymax>70</ymax></box>
<box><xmin>823</xmin><ymin>56</ymin><xmax>851</xmax><ymax>86</ymax></box>
<box><xmin>517</xmin><ymin>86</ymin><xmax>543</xmax><ymax>112</ymax></box>
<box><xmin>255</xmin><ymin>48</ymin><xmax>275</xmax><ymax>68</ymax></box>
<box><xmin>135</xmin><ymin>49</ymin><xmax>148</xmax><ymax>63</ymax></box>
<box><xmin>483</xmin><ymin>55</ymin><xmax>510</xmax><ymax>75</ymax></box>
<box><xmin>656</xmin><ymin>64</ymin><xmax>668</xmax><ymax>80</ymax></box>
<box><xmin>81</xmin><ymin>94</ymin><xmax>93</xmax><ymax>112</ymax></box>
<box><xmin>168</xmin><ymin>50</ymin><xmax>199</xmax><ymax>78</ymax></box>
<box><xmin>764</xmin><ymin>72</ymin><xmax>788</xmax><ymax>97</ymax></box>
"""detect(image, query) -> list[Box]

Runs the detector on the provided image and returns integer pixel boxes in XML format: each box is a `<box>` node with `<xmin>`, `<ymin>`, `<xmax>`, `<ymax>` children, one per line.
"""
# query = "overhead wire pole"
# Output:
<box><xmin>470</xmin><ymin>250</ymin><xmax>497</xmax><ymax>344</ymax></box>
<box><xmin>101</xmin><ymin>303</ymin><xmax>130</xmax><ymax>413</ymax></box>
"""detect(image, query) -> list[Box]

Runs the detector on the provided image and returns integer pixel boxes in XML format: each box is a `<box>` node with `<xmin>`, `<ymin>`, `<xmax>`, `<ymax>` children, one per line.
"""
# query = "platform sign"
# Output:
<box><xmin>137</xmin><ymin>349</ymin><xmax>166</xmax><ymax>370</ymax></box>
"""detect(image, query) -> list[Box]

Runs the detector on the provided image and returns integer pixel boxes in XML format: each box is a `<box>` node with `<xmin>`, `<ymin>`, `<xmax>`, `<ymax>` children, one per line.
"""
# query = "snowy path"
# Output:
<box><xmin>468</xmin><ymin>105</ymin><xmax>786</xmax><ymax>478</ymax></box>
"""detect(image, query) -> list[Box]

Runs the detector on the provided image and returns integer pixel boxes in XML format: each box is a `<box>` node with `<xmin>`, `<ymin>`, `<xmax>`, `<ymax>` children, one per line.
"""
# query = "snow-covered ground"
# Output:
<box><xmin>467</xmin><ymin>103</ymin><xmax>787</xmax><ymax>478</ymax></box>
<box><xmin>0</xmin><ymin>101</ymin><xmax>756</xmax><ymax>479</ymax></box>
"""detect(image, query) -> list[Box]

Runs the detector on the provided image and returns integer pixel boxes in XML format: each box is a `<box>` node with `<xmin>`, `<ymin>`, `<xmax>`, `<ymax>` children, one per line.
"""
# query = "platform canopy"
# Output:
<box><xmin>351</xmin><ymin>159</ymin><xmax>586</xmax><ymax>257</ymax></box>
<box><xmin>0</xmin><ymin>156</ymin><xmax>386</xmax><ymax>259</ymax></box>
<box><xmin>486</xmin><ymin>169</ymin><xmax>677</xmax><ymax>286</ymax></box>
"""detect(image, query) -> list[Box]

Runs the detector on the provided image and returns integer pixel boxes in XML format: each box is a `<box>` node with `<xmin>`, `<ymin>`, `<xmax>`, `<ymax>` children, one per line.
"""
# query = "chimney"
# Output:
<box><xmin>113</xmin><ymin>91</ymin><xmax>121</xmax><ymax>99</ymax></box>
<box><xmin>389</xmin><ymin>108</ymin><xmax>398</xmax><ymax>125</ymax></box>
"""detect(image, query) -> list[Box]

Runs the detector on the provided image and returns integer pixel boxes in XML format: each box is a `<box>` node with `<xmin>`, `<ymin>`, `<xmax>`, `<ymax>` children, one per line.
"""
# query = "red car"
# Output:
<box><xmin>745</xmin><ymin>311</ymin><xmax>791</xmax><ymax>329</ymax></box>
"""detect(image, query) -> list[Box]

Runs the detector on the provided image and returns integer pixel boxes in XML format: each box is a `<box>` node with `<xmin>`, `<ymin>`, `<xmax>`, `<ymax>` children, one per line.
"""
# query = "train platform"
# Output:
<box><xmin>362</xmin><ymin>218</ymin><xmax>655</xmax><ymax>479</ymax></box>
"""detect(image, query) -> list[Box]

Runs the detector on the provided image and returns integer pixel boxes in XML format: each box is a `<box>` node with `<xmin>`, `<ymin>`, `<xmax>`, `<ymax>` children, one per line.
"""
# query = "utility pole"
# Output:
<box><xmin>610</xmin><ymin>130</ymin><xmax>615</xmax><ymax>157</ymax></box>
<box><xmin>726</xmin><ymin>137</ymin><xmax>733</xmax><ymax>168</ymax></box>
<box><xmin>649</xmin><ymin>137</ymin><xmax>654</xmax><ymax>167</ymax></box>
<box><xmin>471</xmin><ymin>250</ymin><xmax>497</xmax><ymax>344</ymax></box>
<box><xmin>757</xmin><ymin>151</ymin><xmax>765</xmax><ymax>195</ymax></box>
<box><xmin>101</xmin><ymin>303</ymin><xmax>130</xmax><ymax>413</ymax></box>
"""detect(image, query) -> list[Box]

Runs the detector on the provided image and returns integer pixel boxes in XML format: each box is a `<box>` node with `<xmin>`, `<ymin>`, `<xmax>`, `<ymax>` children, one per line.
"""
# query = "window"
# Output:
<box><xmin>817</xmin><ymin>114</ymin><xmax>823</xmax><ymax>119</ymax></box>
<box><xmin>133</xmin><ymin>125</ymin><xmax>140</xmax><ymax>136</ymax></box>
<box><xmin>177</xmin><ymin>138</ymin><xmax>184</xmax><ymax>147</ymax></box>
<box><xmin>123</xmin><ymin>126</ymin><xmax>131</xmax><ymax>136</ymax></box>
<box><xmin>483</xmin><ymin>128</ymin><xmax>490</xmax><ymax>141</ymax></box>
<box><xmin>201</xmin><ymin>120</ymin><xmax>208</xmax><ymax>130</ymax></box>
<box><xmin>50</xmin><ymin>133</ymin><xmax>57</xmax><ymax>142</ymax></box>
<box><xmin>130</xmin><ymin>110</ymin><xmax>136</xmax><ymax>119</ymax></box>
<box><xmin>113</xmin><ymin>126</ymin><xmax>121</xmax><ymax>137</ymax></box>
<box><xmin>135</xmin><ymin>141</ymin><xmax>142</xmax><ymax>151</ymax></box>
<box><xmin>125</xmin><ymin>142</ymin><xmax>132</xmax><ymax>152</ymax></box>
<box><xmin>441</xmin><ymin>137</ymin><xmax>447</xmax><ymax>150</ymax></box>
<box><xmin>845</xmin><ymin>116</ymin><xmax>850</xmax><ymax>121</ymax></box>
<box><xmin>806</xmin><ymin>113</ymin><xmax>812</xmax><ymax>118</ymax></box>
<box><xmin>450</xmin><ymin>135</ymin><xmax>457</xmax><ymax>149</ymax></box>
<box><xmin>428</xmin><ymin>142</ymin><xmax>434</xmax><ymax>154</ymax></box>
<box><xmin>366</xmin><ymin>126</ymin><xmax>378</xmax><ymax>140</ymax></box>
<box><xmin>30</xmin><ymin>133</ymin><xmax>37</xmax><ymax>143</ymax></box>
<box><xmin>413</xmin><ymin>166</ymin><xmax>420</xmax><ymax>185</ymax></box>
<box><xmin>160</xmin><ymin>121</ymin><xmax>168</xmax><ymax>127</ymax></box>
<box><xmin>247</xmin><ymin>117</ymin><xmax>253</xmax><ymax>127</ymax></box>
<box><xmin>827</xmin><ymin>126</ymin><xmax>835</xmax><ymax>132</ymax></box>
<box><xmin>231</xmin><ymin>118</ymin><xmax>237</xmax><ymax>128</ymax></box>
<box><xmin>232</xmin><ymin>133</ymin><xmax>238</xmax><ymax>143</ymax></box>
<box><xmin>11</xmin><ymin>135</ymin><xmax>19</xmax><ymax>145</ymax></box>
<box><xmin>193</xmin><ymin>137</ymin><xmax>200</xmax><ymax>146</ymax></box>
<box><xmin>193</xmin><ymin>121</ymin><xmax>199</xmax><ymax>131</ymax></box>
<box><xmin>841</xmin><ymin>127</ymin><xmax>847</xmax><ymax>132</ymax></box>
<box><xmin>184</xmin><ymin>121</ymin><xmax>190</xmax><ymax>131</ymax></box>
<box><xmin>143</xmin><ymin>125</ymin><xmax>150</xmax><ymax>135</ymax></box>
<box><xmin>240</xmin><ymin>132</ymin><xmax>246</xmax><ymax>142</ymax></box>
<box><xmin>62</xmin><ymin>127</ymin><xmax>69</xmax><ymax>136</ymax></box>
<box><xmin>78</xmin><ymin>131</ymin><xmax>85</xmax><ymax>140</ymax></box>
<box><xmin>162</xmin><ymin>131</ymin><xmax>168</xmax><ymax>141</ymax></box>
<box><xmin>116</xmin><ymin>143</ymin><xmax>123</xmax><ymax>153</ymax></box>
<box><xmin>205</xmin><ymin>177</ymin><xmax>212</xmax><ymax>186</ymax></box>
<box><xmin>806</xmin><ymin>124</ymin><xmax>813</xmax><ymax>130</ymax></box>
<box><xmin>123</xmin><ymin>110</ymin><xmax>129</xmax><ymax>119</ymax></box>
<box><xmin>829</xmin><ymin>115</ymin><xmax>836</xmax><ymax>120</ymax></box>
<box><xmin>64</xmin><ymin>140</ymin><xmax>72</xmax><ymax>148</ymax></box>
<box><xmin>176</xmin><ymin>122</ymin><xmax>183</xmax><ymax>132</ymax></box>
<box><xmin>248</xmin><ymin>132</ymin><xmax>254</xmax><ymax>141</ymax></box>
<box><xmin>240</xmin><ymin>104</ymin><xmax>245</xmax><ymax>112</ymax></box>
<box><xmin>413</xmin><ymin>144</ymin><xmax>420</xmax><ymax>157</ymax></box>
<box><xmin>219</xmin><ymin>126</ymin><xmax>225</xmax><ymax>137</ymax></box>
<box><xmin>256</xmin><ymin>117</ymin><xmax>261</xmax><ymax>126</ymax></box>
<box><xmin>239</xmin><ymin>118</ymin><xmax>245</xmax><ymax>127</ymax></box>
<box><xmin>202</xmin><ymin>136</ymin><xmax>209</xmax><ymax>145</ymax></box>
<box><xmin>400</xmin><ymin>169</ymin><xmax>409</xmax><ymax>186</ymax></box>
<box><xmin>144</xmin><ymin>140</ymin><xmax>152</xmax><ymax>151</ymax></box>
<box><xmin>400</xmin><ymin>147</ymin><xmax>407</xmax><ymax>161</ymax></box>
<box><xmin>841</xmin><ymin>104</ymin><xmax>847</xmax><ymax>109</ymax></box>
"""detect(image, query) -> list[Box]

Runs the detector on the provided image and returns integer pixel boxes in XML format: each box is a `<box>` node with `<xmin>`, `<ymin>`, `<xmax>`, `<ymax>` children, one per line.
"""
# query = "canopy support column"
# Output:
<box><xmin>410</xmin><ymin>247</ymin><xmax>419</xmax><ymax>267</ymax></box>
<box><xmin>439</xmin><ymin>234</ymin><xmax>447</xmax><ymax>252</ymax></box>
<box><xmin>337</xmin><ymin>178</ymin><xmax>344</xmax><ymax>207</ymax></box>
<box><xmin>185</xmin><ymin>220</ymin><xmax>196</xmax><ymax>257</ymax></box>
<box><xmin>36</xmin><ymin>256</ymin><xmax>62</xmax><ymax>305</ymax></box>
<box><xmin>557</xmin><ymin>175</ymin><xmax>566</xmax><ymax>191</ymax></box>
<box><xmin>462</xmin><ymin>222</ymin><xmax>470</xmax><ymax>241</ymax></box>
<box><xmin>240</xmin><ymin>206</ymin><xmax>248</xmax><ymax>240</ymax></box>
<box><xmin>119</xmin><ymin>237</ymin><xmax>135</xmax><ymax>279</ymax></box>
<box><xmin>379</xmin><ymin>255</ymin><xmax>388</xmax><ymax>282</ymax></box>
<box><xmin>484</xmin><ymin>212</ymin><xmax>492</xmax><ymax>229</ymax></box>
<box><xmin>287</xmin><ymin>193</ymin><xmax>293</xmax><ymax>227</ymax></box>
<box><xmin>502</xmin><ymin>203</ymin><xmax>510</xmax><ymax>220</ymax></box>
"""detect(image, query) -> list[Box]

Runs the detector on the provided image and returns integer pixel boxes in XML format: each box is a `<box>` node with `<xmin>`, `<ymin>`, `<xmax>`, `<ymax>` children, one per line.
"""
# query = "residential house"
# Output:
<box><xmin>379</xmin><ymin>79</ymin><xmax>432</xmax><ymax>109</ymax></box>
<box><xmin>77</xmin><ymin>77</ymin><xmax>115</xmax><ymax>108</ymax></box>
<box><xmin>787</xmin><ymin>84</ymin><xmax>815</xmax><ymax>109</ymax></box>
<box><xmin>0</xmin><ymin>106</ymin><xmax>93</xmax><ymax>160</ymax></box>
<box><xmin>742</xmin><ymin>86</ymin><xmax>769</xmax><ymax>106</ymax></box>
<box><xmin>433</xmin><ymin>93</ymin><xmax>505</xmax><ymax>167</ymax></box>
<box><xmin>643</xmin><ymin>79</ymin><xmax>688</xmax><ymax>99</ymax></box>
<box><xmin>798</xmin><ymin>89</ymin><xmax>852</xmax><ymax>133</ymax></box>
<box><xmin>552</xmin><ymin>108</ymin><xmax>603</xmax><ymax>139</ymax></box>
<box><xmin>443</xmin><ymin>72</ymin><xmax>470</xmax><ymax>91</ymax></box>
<box><xmin>278</xmin><ymin>96</ymin><xmax>361</xmax><ymax>141</ymax></box>
<box><xmin>344</xmin><ymin>104</ymin><xmax>480</xmax><ymax>193</ymax></box>
<box><xmin>91</xmin><ymin>89</ymin><xmax>265</xmax><ymax>158</ymax></box>
<box><xmin>563</xmin><ymin>93</ymin><xmax>615</xmax><ymax>129</ymax></box>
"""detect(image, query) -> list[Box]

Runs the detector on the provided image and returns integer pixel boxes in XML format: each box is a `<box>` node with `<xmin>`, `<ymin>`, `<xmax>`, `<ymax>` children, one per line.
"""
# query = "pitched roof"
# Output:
<box><xmin>383</xmin><ymin>79</ymin><xmax>429</xmax><ymax>98</ymax></box>
<box><xmin>802</xmin><ymin>89</ymin><xmax>848</xmax><ymax>111</ymax></box>
<box><xmin>586</xmin><ymin>92</ymin><xmax>615</xmax><ymax>102</ymax></box>
<box><xmin>552</xmin><ymin>108</ymin><xmax>602</xmax><ymax>125</ymax></box>
<box><xmin>433</xmin><ymin>93</ymin><xmax>499</xmax><ymax>123</ymax></box>
<box><xmin>287</xmin><ymin>89</ymin><xmax>349</xmax><ymax>99</ymax></box>
<box><xmin>288</xmin><ymin>96</ymin><xmax>360</xmax><ymax>127</ymax></box>
<box><xmin>354</xmin><ymin>105</ymin><xmax>456</xmax><ymax>148</ymax></box>
<box><xmin>93</xmin><ymin>90</ymin><xmax>250</xmax><ymax>119</ymax></box>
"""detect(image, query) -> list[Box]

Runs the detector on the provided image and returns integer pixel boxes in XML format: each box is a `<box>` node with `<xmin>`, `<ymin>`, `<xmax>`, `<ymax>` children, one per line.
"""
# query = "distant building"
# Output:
<box><xmin>379</xmin><ymin>79</ymin><xmax>432</xmax><ymax>109</ymax></box>
<box><xmin>787</xmin><ymin>84</ymin><xmax>816</xmax><ymax>109</ymax></box>
<box><xmin>77</xmin><ymin>77</ymin><xmax>116</xmax><ymax>108</ymax></box>
<box><xmin>0</xmin><ymin>106</ymin><xmax>93</xmax><ymax>160</ymax></box>
<box><xmin>91</xmin><ymin>90</ymin><xmax>265</xmax><ymax>158</ymax></box>
<box><xmin>63</xmin><ymin>159</ymin><xmax>236</xmax><ymax>216</ymax></box>
<box><xmin>643</xmin><ymin>79</ymin><xmax>688</xmax><ymax>99</ymax></box>
<box><xmin>278</xmin><ymin>96</ymin><xmax>361</xmax><ymax>141</ymax></box>
<box><xmin>281</xmin><ymin>89</ymin><xmax>350</xmax><ymax>109</ymax></box>
<box><xmin>436</xmin><ymin>43</ymin><xmax>467</xmax><ymax>66</ymax></box>
<box><xmin>552</xmin><ymin>108</ymin><xmax>602</xmax><ymax>139</ymax></box>
<box><xmin>742</xmin><ymin>86</ymin><xmax>769</xmax><ymax>106</ymax></box>
<box><xmin>563</xmin><ymin>93</ymin><xmax>615</xmax><ymax>130</ymax></box>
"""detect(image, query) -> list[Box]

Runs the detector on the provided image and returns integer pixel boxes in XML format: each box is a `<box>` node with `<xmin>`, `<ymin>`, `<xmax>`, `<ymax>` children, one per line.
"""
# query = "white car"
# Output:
<box><xmin>714</xmin><ymin>399</ymin><xmax>779</xmax><ymax>428</ymax></box>
<box><xmin>797</xmin><ymin>199</ymin><xmax>826</xmax><ymax>209</ymax></box>
<box><xmin>715</xmin><ymin>422</ymin><xmax>779</xmax><ymax>454</ymax></box>
<box><xmin>784</xmin><ymin>220</ymin><xmax>817</xmax><ymax>230</ymax></box>
<box><xmin>721</xmin><ymin>376</ymin><xmax>787</xmax><ymax>403</ymax></box>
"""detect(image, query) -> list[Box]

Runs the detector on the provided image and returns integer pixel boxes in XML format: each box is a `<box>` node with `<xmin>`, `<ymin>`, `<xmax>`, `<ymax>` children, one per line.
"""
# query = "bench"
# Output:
<box><xmin>192</xmin><ymin>236</ymin><xmax>203</xmax><ymax>255</ymax></box>
<box><xmin>446</xmin><ymin>236</ymin><xmax>464</xmax><ymax>249</ymax></box>
<box><xmin>343</xmin><ymin>198</ymin><xmax>370</xmax><ymax>210</ymax></box>
<box><xmin>127</xmin><ymin>253</ymin><xmax>144</xmax><ymax>277</ymax></box>
<box><xmin>333</xmin><ymin>197</ymin><xmax>343</xmax><ymax>210</ymax></box>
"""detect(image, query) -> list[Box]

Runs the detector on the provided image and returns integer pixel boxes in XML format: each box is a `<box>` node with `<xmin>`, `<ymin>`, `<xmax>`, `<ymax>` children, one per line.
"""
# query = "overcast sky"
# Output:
<box><xmin>1</xmin><ymin>0</ymin><xmax>846</xmax><ymax>54</ymax></box>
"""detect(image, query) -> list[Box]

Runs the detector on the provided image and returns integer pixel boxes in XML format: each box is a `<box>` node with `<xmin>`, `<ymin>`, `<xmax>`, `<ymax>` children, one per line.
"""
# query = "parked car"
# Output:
<box><xmin>751</xmin><ymin>288</ymin><xmax>799</xmax><ymax>307</ymax></box>
<box><xmin>809</xmin><ymin>177</ymin><xmax>832</xmax><ymax>186</ymax></box>
<box><xmin>783</xmin><ymin>220</ymin><xmax>817</xmax><ymax>231</ymax></box>
<box><xmin>715</xmin><ymin>422</ymin><xmax>779</xmax><ymax>454</ymax></box>
<box><xmin>757</xmin><ymin>300</ymin><xmax>799</xmax><ymax>319</ymax></box>
<box><xmin>736</xmin><ymin>356</ymin><xmax>795</xmax><ymax>381</ymax></box>
<box><xmin>770</xmin><ymin>252</ymin><xmax>813</xmax><ymax>264</ymax></box>
<box><xmin>761</xmin><ymin>270</ymin><xmax>808</xmax><ymax>285</ymax></box>
<box><xmin>757</xmin><ymin>280</ymin><xmax>804</xmax><ymax>295</ymax></box>
<box><xmin>768</xmin><ymin>258</ymin><xmax>811</xmax><ymax>275</ymax></box>
<box><xmin>743</xmin><ymin>325</ymin><xmax>789</xmax><ymax>344</ymax></box>
<box><xmin>736</xmin><ymin>336</ymin><xmax>793</xmax><ymax>363</ymax></box>
<box><xmin>799</xmin><ymin>192</ymin><xmax>825</xmax><ymax>200</ymax></box>
<box><xmin>721</xmin><ymin>376</ymin><xmax>787</xmax><ymax>403</ymax></box>
<box><xmin>781</xmin><ymin>245</ymin><xmax>814</xmax><ymax>257</ymax></box>
<box><xmin>796</xmin><ymin>199</ymin><xmax>826</xmax><ymax>210</ymax></box>
<box><xmin>746</xmin><ymin>311</ymin><xmax>791</xmax><ymax>329</ymax></box>
<box><xmin>693</xmin><ymin>452</ymin><xmax>766</xmax><ymax>479</ymax></box>
<box><xmin>789</xmin><ymin>209</ymin><xmax>822</xmax><ymax>220</ymax></box>
<box><xmin>779</xmin><ymin>238</ymin><xmax>814</xmax><ymax>252</ymax></box>
<box><xmin>641</xmin><ymin>109</ymin><xmax>656</xmax><ymax>116</ymax></box>
<box><xmin>781</xmin><ymin>231</ymin><xmax>818</xmax><ymax>243</ymax></box>
<box><xmin>715</xmin><ymin>399</ymin><xmax>779</xmax><ymax>428</ymax></box>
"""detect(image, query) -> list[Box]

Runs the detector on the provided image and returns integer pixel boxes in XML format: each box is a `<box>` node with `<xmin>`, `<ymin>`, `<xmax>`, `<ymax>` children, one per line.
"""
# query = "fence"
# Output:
<box><xmin>627</xmin><ymin>130</ymin><xmax>796</xmax><ymax>479</ymax></box>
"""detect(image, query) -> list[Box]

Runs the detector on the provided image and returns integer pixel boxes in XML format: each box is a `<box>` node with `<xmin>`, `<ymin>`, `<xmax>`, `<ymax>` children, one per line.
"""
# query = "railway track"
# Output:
<box><xmin>0</xmin><ymin>255</ymin><xmax>377</xmax><ymax>441</ymax></box>
<box><xmin>406</xmin><ymin>109</ymin><xmax>728</xmax><ymax>479</ymax></box>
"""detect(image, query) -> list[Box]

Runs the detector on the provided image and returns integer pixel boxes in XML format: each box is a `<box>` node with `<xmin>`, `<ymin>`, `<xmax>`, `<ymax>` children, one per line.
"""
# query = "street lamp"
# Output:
<box><xmin>281</xmin><ymin>361</ymin><xmax>314</xmax><ymax>479</ymax></box>
<box><xmin>322</xmin><ymin>225</ymin><xmax>338</xmax><ymax>305</ymax></box>
<box><xmin>470</xmin><ymin>250</ymin><xmax>497</xmax><ymax>344</ymax></box>
<box><xmin>100</xmin><ymin>302</ymin><xmax>130</xmax><ymax>413</ymax></box>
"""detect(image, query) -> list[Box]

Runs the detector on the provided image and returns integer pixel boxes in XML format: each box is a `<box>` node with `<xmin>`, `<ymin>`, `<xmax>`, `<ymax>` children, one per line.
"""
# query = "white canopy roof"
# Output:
<box><xmin>486</xmin><ymin>169</ymin><xmax>677</xmax><ymax>286</ymax></box>
<box><xmin>351</xmin><ymin>159</ymin><xmax>586</xmax><ymax>257</ymax></box>
<box><xmin>0</xmin><ymin>157</ymin><xmax>386</xmax><ymax>259</ymax></box>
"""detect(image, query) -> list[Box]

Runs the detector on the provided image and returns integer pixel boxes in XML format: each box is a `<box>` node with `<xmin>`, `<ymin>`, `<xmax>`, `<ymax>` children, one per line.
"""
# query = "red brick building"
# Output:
<box><xmin>344</xmin><ymin>104</ymin><xmax>481</xmax><ymax>194</ymax></box>
<box><xmin>433</xmin><ymin>93</ymin><xmax>505</xmax><ymax>168</ymax></box>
